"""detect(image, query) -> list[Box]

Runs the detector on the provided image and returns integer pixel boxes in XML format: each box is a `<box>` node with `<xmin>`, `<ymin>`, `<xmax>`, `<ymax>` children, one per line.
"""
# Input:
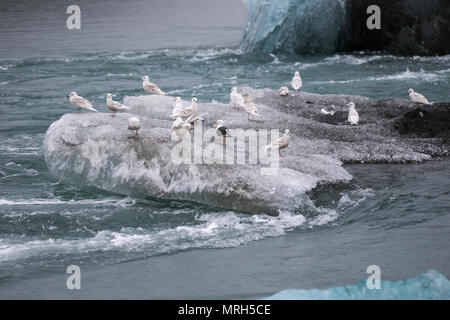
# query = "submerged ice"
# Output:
<box><xmin>44</xmin><ymin>89</ymin><xmax>449</xmax><ymax>214</ymax></box>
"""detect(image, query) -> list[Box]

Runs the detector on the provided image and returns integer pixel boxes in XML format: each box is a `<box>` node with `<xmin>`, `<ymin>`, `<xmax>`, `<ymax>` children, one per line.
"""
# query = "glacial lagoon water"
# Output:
<box><xmin>0</xmin><ymin>0</ymin><xmax>449</xmax><ymax>299</ymax></box>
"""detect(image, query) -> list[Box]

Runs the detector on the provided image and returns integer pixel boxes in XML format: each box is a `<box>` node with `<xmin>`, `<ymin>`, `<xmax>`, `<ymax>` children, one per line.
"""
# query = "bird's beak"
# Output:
<box><xmin>212</xmin><ymin>121</ymin><xmax>217</xmax><ymax>124</ymax></box>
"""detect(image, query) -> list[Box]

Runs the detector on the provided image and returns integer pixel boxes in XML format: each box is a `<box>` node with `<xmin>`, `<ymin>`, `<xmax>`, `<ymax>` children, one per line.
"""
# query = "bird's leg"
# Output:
<box><xmin>136</xmin><ymin>129</ymin><xmax>139</xmax><ymax>136</ymax></box>
<box><xmin>77</xmin><ymin>109</ymin><xmax>81</xmax><ymax>114</ymax></box>
<box><xmin>279</xmin><ymin>149</ymin><xmax>285</xmax><ymax>158</ymax></box>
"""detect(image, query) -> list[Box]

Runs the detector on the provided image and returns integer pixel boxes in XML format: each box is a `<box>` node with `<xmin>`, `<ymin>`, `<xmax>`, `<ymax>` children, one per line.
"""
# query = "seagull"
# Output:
<box><xmin>182</xmin><ymin>97</ymin><xmax>198</xmax><ymax>118</ymax></box>
<box><xmin>142</xmin><ymin>76</ymin><xmax>166</xmax><ymax>95</ymax></box>
<box><xmin>230</xmin><ymin>87</ymin><xmax>245</xmax><ymax>110</ymax></box>
<box><xmin>170</xmin><ymin>97</ymin><xmax>186</xmax><ymax>119</ymax></box>
<box><xmin>171</xmin><ymin>117</ymin><xmax>191</xmax><ymax>141</ymax></box>
<box><xmin>185</xmin><ymin>113</ymin><xmax>206</xmax><ymax>131</ymax></box>
<box><xmin>213</xmin><ymin>120</ymin><xmax>231</xmax><ymax>144</ymax></box>
<box><xmin>128</xmin><ymin>117</ymin><xmax>141</xmax><ymax>138</ymax></box>
<box><xmin>242</xmin><ymin>93</ymin><xmax>259</xmax><ymax>120</ymax></box>
<box><xmin>106</xmin><ymin>93</ymin><xmax>130</xmax><ymax>118</ymax></box>
<box><xmin>68</xmin><ymin>92</ymin><xmax>97</xmax><ymax>113</ymax></box>
<box><xmin>278</xmin><ymin>87</ymin><xmax>289</xmax><ymax>96</ymax></box>
<box><xmin>408</xmin><ymin>89</ymin><xmax>431</xmax><ymax>105</ymax></box>
<box><xmin>291</xmin><ymin>71</ymin><xmax>302</xmax><ymax>92</ymax></box>
<box><xmin>321</xmin><ymin>105</ymin><xmax>336</xmax><ymax>116</ymax></box>
<box><xmin>266</xmin><ymin>129</ymin><xmax>289</xmax><ymax>157</ymax></box>
<box><xmin>346</xmin><ymin>102</ymin><xmax>359</xmax><ymax>125</ymax></box>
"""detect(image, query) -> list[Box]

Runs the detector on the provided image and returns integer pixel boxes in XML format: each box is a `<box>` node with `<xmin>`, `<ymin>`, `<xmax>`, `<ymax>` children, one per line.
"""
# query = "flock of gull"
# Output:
<box><xmin>68</xmin><ymin>71</ymin><xmax>433</xmax><ymax>157</ymax></box>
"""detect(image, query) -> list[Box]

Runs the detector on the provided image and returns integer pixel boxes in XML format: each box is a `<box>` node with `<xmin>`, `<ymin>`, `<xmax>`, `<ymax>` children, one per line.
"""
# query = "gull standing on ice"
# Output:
<box><xmin>181</xmin><ymin>97</ymin><xmax>199</xmax><ymax>118</ymax></box>
<box><xmin>346</xmin><ymin>102</ymin><xmax>359</xmax><ymax>125</ymax></box>
<box><xmin>185</xmin><ymin>113</ymin><xmax>205</xmax><ymax>131</ymax></box>
<box><xmin>68</xmin><ymin>92</ymin><xmax>97</xmax><ymax>113</ymax></box>
<box><xmin>242</xmin><ymin>93</ymin><xmax>259</xmax><ymax>120</ymax></box>
<box><xmin>170</xmin><ymin>97</ymin><xmax>185</xmax><ymax>119</ymax></box>
<box><xmin>278</xmin><ymin>87</ymin><xmax>289</xmax><ymax>96</ymax></box>
<box><xmin>106</xmin><ymin>93</ymin><xmax>130</xmax><ymax>118</ymax></box>
<box><xmin>291</xmin><ymin>71</ymin><xmax>302</xmax><ymax>92</ymax></box>
<box><xmin>230</xmin><ymin>87</ymin><xmax>245</xmax><ymax>109</ymax></box>
<box><xmin>213</xmin><ymin>120</ymin><xmax>231</xmax><ymax>144</ymax></box>
<box><xmin>142</xmin><ymin>76</ymin><xmax>166</xmax><ymax>95</ymax></box>
<box><xmin>128</xmin><ymin>117</ymin><xmax>141</xmax><ymax>138</ymax></box>
<box><xmin>266</xmin><ymin>129</ymin><xmax>289</xmax><ymax>157</ymax></box>
<box><xmin>408</xmin><ymin>89</ymin><xmax>431</xmax><ymax>105</ymax></box>
<box><xmin>171</xmin><ymin>117</ymin><xmax>191</xmax><ymax>141</ymax></box>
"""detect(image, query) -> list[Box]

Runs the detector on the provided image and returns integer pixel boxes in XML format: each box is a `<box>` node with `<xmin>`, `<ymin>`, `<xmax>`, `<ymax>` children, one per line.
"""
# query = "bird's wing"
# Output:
<box><xmin>113</xmin><ymin>100</ymin><xmax>130</xmax><ymax>110</ymax></box>
<box><xmin>249</xmin><ymin>103</ymin><xmax>258</xmax><ymax>114</ymax></box>
<box><xmin>217</xmin><ymin>126</ymin><xmax>230</xmax><ymax>137</ymax></box>
<box><xmin>279</xmin><ymin>135</ymin><xmax>289</xmax><ymax>148</ymax></box>
<box><xmin>72</xmin><ymin>97</ymin><xmax>97</xmax><ymax>112</ymax></box>
<box><xmin>171</xmin><ymin>118</ymin><xmax>184</xmax><ymax>130</ymax></box>
<box><xmin>144</xmin><ymin>83</ymin><xmax>159</xmax><ymax>93</ymax></box>
<box><xmin>144</xmin><ymin>82</ymin><xmax>165</xmax><ymax>95</ymax></box>
<box><xmin>232</xmin><ymin>93</ymin><xmax>244</xmax><ymax>106</ymax></box>
<box><xmin>414</xmin><ymin>93</ymin><xmax>431</xmax><ymax>104</ymax></box>
<box><xmin>185</xmin><ymin>113</ymin><xmax>204</xmax><ymax>123</ymax></box>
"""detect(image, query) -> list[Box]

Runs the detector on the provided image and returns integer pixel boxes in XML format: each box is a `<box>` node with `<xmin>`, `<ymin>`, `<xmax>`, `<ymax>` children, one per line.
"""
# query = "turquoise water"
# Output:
<box><xmin>0</xmin><ymin>0</ymin><xmax>449</xmax><ymax>299</ymax></box>
<box><xmin>1</xmin><ymin>48</ymin><xmax>449</xmax><ymax>298</ymax></box>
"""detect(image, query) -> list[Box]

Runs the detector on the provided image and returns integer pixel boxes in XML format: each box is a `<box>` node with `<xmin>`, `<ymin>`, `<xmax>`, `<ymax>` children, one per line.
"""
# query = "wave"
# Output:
<box><xmin>0</xmin><ymin>210</ymin><xmax>306</xmax><ymax>263</ymax></box>
<box><xmin>265</xmin><ymin>270</ymin><xmax>450</xmax><ymax>299</ymax></box>
<box><xmin>311</xmin><ymin>69</ymin><xmax>446</xmax><ymax>85</ymax></box>
<box><xmin>0</xmin><ymin>197</ymin><xmax>135</xmax><ymax>207</ymax></box>
<box><xmin>0</xmin><ymin>186</ymin><xmax>373</xmax><ymax>263</ymax></box>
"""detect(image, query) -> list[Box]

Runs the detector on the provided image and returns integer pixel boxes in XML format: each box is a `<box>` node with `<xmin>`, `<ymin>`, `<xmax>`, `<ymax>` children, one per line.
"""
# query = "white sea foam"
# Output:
<box><xmin>186</xmin><ymin>47</ymin><xmax>242</xmax><ymax>62</ymax></box>
<box><xmin>311</xmin><ymin>69</ymin><xmax>444</xmax><ymax>85</ymax></box>
<box><xmin>308</xmin><ymin>188</ymin><xmax>375</xmax><ymax>227</ymax></box>
<box><xmin>0</xmin><ymin>209</ymin><xmax>307</xmax><ymax>262</ymax></box>
<box><xmin>0</xmin><ymin>197</ymin><xmax>135</xmax><ymax>207</ymax></box>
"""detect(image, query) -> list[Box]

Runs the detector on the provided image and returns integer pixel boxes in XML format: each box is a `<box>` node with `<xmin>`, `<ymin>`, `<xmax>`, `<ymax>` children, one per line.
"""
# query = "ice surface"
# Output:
<box><xmin>44</xmin><ymin>89</ymin><xmax>448</xmax><ymax>213</ymax></box>
<box><xmin>240</xmin><ymin>0</ymin><xmax>348</xmax><ymax>53</ymax></box>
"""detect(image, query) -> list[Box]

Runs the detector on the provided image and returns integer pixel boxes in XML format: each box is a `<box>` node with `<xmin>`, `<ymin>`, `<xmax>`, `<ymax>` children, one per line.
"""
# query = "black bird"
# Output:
<box><xmin>213</xmin><ymin>120</ymin><xmax>230</xmax><ymax>144</ymax></box>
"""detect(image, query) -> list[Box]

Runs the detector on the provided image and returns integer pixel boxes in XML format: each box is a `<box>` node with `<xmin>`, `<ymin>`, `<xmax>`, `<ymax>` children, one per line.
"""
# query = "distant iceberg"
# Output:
<box><xmin>240</xmin><ymin>0</ymin><xmax>349</xmax><ymax>53</ymax></box>
<box><xmin>265</xmin><ymin>270</ymin><xmax>450</xmax><ymax>299</ymax></box>
<box><xmin>240</xmin><ymin>0</ymin><xmax>450</xmax><ymax>55</ymax></box>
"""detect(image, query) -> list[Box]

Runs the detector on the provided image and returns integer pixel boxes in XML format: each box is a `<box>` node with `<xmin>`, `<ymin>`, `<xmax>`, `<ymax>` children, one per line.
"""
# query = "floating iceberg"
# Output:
<box><xmin>44</xmin><ymin>89</ymin><xmax>449</xmax><ymax>214</ymax></box>
<box><xmin>240</xmin><ymin>0</ymin><xmax>450</xmax><ymax>55</ymax></box>
<box><xmin>240</xmin><ymin>0</ymin><xmax>349</xmax><ymax>53</ymax></box>
<box><xmin>265</xmin><ymin>269</ymin><xmax>450</xmax><ymax>299</ymax></box>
